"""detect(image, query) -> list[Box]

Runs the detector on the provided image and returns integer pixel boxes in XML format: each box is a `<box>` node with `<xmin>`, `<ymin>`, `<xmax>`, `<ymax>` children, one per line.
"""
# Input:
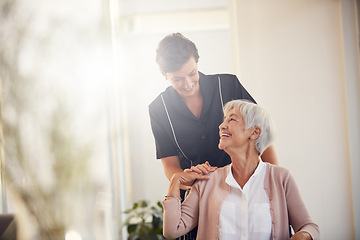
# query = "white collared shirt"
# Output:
<box><xmin>219</xmin><ymin>160</ymin><xmax>272</xmax><ymax>240</ymax></box>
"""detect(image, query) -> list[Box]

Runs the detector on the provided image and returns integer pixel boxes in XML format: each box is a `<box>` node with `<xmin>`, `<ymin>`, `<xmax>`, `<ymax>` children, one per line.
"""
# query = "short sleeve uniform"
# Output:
<box><xmin>149</xmin><ymin>72</ymin><xmax>256</xmax><ymax>170</ymax></box>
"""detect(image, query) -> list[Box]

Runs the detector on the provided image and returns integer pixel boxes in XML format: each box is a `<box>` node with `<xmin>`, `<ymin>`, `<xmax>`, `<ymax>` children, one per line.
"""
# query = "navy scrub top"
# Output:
<box><xmin>149</xmin><ymin>72</ymin><xmax>256</xmax><ymax>170</ymax></box>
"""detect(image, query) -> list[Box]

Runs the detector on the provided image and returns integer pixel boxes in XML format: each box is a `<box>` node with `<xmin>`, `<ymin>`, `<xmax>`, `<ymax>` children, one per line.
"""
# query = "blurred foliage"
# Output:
<box><xmin>0</xmin><ymin>0</ymin><xmax>99</xmax><ymax>239</ymax></box>
<box><xmin>123</xmin><ymin>200</ymin><xmax>171</xmax><ymax>240</ymax></box>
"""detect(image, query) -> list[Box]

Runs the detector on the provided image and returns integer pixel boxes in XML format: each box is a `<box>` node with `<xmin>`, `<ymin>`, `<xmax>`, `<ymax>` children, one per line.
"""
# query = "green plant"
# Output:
<box><xmin>123</xmin><ymin>200</ymin><xmax>169</xmax><ymax>240</ymax></box>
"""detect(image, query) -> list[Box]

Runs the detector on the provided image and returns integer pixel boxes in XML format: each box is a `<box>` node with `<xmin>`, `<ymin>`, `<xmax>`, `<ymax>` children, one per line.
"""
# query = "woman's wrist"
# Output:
<box><xmin>170</xmin><ymin>172</ymin><xmax>182</xmax><ymax>187</ymax></box>
<box><xmin>167</xmin><ymin>173</ymin><xmax>182</xmax><ymax>197</ymax></box>
<box><xmin>164</xmin><ymin>195</ymin><xmax>182</xmax><ymax>201</ymax></box>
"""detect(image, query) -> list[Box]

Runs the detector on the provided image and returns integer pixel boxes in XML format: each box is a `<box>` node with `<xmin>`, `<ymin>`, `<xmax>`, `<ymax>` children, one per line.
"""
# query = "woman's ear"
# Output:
<box><xmin>251</xmin><ymin>127</ymin><xmax>262</xmax><ymax>140</ymax></box>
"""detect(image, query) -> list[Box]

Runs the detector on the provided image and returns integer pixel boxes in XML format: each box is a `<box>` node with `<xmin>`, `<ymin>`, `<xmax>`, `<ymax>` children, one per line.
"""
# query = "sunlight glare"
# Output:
<box><xmin>65</xmin><ymin>230</ymin><xmax>82</xmax><ymax>240</ymax></box>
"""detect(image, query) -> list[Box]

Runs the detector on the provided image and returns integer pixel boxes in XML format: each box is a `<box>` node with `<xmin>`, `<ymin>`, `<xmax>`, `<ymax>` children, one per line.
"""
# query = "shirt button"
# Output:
<box><xmin>201</xmin><ymin>135</ymin><xmax>206</xmax><ymax>139</ymax></box>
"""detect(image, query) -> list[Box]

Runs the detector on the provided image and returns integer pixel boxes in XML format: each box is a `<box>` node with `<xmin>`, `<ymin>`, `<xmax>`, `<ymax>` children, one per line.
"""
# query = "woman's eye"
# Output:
<box><xmin>230</xmin><ymin>118</ymin><xmax>236</xmax><ymax>122</ymax></box>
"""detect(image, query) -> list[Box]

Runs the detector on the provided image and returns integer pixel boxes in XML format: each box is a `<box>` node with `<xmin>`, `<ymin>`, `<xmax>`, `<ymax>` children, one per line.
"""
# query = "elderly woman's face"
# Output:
<box><xmin>218</xmin><ymin>108</ymin><xmax>252</xmax><ymax>151</ymax></box>
<box><xmin>163</xmin><ymin>57</ymin><xmax>200</xmax><ymax>99</ymax></box>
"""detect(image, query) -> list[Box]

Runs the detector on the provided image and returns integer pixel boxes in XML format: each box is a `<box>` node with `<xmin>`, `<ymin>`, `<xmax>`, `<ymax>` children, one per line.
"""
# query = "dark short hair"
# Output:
<box><xmin>156</xmin><ymin>33</ymin><xmax>200</xmax><ymax>73</ymax></box>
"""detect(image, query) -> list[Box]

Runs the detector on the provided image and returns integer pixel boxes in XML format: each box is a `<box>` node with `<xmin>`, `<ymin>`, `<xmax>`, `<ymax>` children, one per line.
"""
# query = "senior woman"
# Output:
<box><xmin>162</xmin><ymin>100</ymin><xmax>319</xmax><ymax>240</ymax></box>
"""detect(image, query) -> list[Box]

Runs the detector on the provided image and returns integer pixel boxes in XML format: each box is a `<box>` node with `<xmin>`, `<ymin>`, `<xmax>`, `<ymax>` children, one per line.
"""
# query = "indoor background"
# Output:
<box><xmin>0</xmin><ymin>0</ymin><xmax>359</xmax><ymax>239</ymax></box>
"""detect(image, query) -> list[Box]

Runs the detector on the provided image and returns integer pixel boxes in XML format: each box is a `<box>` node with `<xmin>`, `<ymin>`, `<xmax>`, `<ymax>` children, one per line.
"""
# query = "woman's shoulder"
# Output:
<box><xmin>265</xmin><ymin>163</ymin><xmax>292</xmax><ymax>182</ymax></box>
<box><xmin>266</xmin><ymin>162</ymin><xmax>290</xmax><ymax>173</ymax></box>
<box><xmin>149</xmin><ymin>86</ymin><xmax>174</xmax><ymax>110</ymax></box>
<box><xmin>200</xmin><ymin>72</ymin><xmax>238</xmax><ymax>81</ymax></box>
<box><xmin>199</xmin><ymin>72</ymin><xmax>240</xmax><ymax>92</ymax></box>
<box><xmin>194</xmin><ymin>165</ymin><xmax>230</xmax><ymax>188</ymax></box>
<box><xmin>208</xmin><ymin>164</ymin><xmax>230</xmax><ymax>178</ymax></box>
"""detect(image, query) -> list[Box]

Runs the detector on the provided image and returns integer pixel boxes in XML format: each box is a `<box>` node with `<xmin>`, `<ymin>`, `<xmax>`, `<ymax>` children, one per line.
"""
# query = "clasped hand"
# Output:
<box><xmin>173</xmin><ymin>161</ymin><xmax>217</xmax><ymax>189</ymax></box>
<box><xmin>184</xmin><ymin>161</ymin><xmax>217</xmax><ymax>174</ymax></box>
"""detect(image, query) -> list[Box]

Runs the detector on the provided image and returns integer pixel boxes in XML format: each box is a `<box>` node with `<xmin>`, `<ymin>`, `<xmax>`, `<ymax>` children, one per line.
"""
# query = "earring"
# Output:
<box><xmin>248</xmin><ymin>137</ymin><xmax>251</xmax><ymax>140</ymax></box>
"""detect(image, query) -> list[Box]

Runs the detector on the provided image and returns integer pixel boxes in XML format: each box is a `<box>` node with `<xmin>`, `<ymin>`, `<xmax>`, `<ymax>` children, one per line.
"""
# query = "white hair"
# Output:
<box><xmin>223</xmin><ymin>100</ymin><xmax>276</xmax><ymax>156</ymax></box>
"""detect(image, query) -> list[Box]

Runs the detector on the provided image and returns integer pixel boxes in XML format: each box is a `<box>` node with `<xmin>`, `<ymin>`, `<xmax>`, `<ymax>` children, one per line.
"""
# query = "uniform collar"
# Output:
<box><xmin>165</xmin><ymin>71</ymin><xmax>218</xmax><ymax>121</ymax></box>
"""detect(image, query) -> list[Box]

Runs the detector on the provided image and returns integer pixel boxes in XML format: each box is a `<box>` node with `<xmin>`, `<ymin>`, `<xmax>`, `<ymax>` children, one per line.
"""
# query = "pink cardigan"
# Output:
<box><xmin>162</xmin><ymin>164</ymin><xmax>319</xmax><ymax>240</ymax></box>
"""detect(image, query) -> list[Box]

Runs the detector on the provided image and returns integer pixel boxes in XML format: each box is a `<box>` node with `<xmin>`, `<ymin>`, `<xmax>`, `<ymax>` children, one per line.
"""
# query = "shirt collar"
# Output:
<box><xmin>225</xmin><ymin>159</ymin><xmax>266</xmax><ymax>189</ymax></box>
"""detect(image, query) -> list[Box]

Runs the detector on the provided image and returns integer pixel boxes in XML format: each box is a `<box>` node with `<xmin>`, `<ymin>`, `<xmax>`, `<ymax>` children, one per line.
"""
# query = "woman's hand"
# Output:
<box><xmin>167</xmin><ymin>162</ymin><xmax>217</xmax><ymax>192</ymax></box>
<box><xmin>172</xmin><ymin>171</ymin><xmax>211</xmax><ymax>186</ymax></box>
<box><xmin>291</xmin><ymin>232</ymin><xmax>312</xmax><ymax>240</ymax></box>
<box><xmin>167</xmin><ymin>171</ymin><xmax>211</xmax><ymax>194</ymax></box>
<box><xmin>184</xmin><ymin>161</ymin><xmax>217</xmax><ymax>175</ymax></box>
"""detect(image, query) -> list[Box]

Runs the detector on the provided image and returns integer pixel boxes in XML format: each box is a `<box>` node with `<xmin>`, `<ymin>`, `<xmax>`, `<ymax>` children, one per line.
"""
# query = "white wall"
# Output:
<box><xmin>233</xmin><ymin>0</ymin><xmax>358</xmax><ymax>239</ymax></box>
<box><xmin>341</xmin><ymin>0</ymin><xmax>360</xmax><ymax>238</ymax></box>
